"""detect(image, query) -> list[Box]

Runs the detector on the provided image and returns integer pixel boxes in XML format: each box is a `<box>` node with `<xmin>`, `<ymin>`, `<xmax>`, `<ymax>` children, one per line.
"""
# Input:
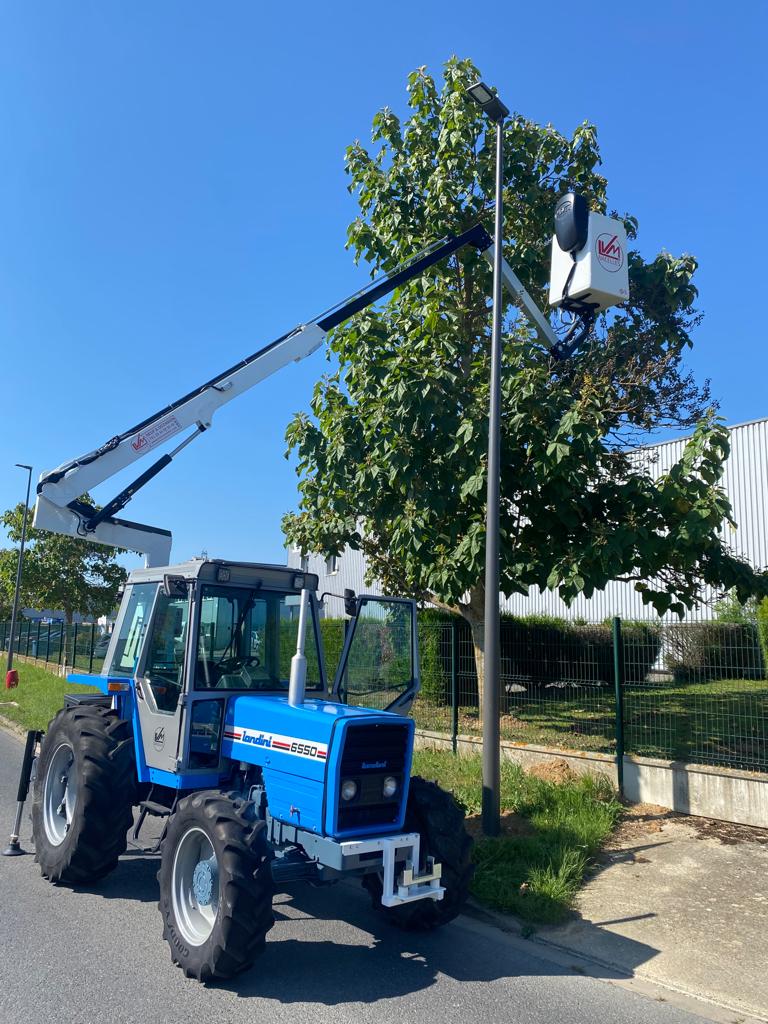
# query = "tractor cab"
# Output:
<box><xmin>98</xmin><ymin>559</ymin><xmax>420</xmax><ymax>783</ymax></box>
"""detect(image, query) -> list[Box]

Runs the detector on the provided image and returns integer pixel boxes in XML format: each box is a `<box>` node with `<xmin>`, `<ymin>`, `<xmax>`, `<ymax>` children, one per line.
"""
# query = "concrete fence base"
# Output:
<box><xmin>415</xmin><ymin>729</ymin><xmax>768</xmax><ymax>829</ymax></box>
<box><xmin>11</xmin><ymin>653</ymin><xmax>71</xmax><ymax>677</ymax></box>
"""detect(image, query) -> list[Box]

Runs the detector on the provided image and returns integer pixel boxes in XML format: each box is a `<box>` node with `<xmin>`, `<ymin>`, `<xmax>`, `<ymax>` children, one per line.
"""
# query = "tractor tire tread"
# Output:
<box><xmin>363</xmin><ymin>775</ymin><xmax>473</xmax><ymax>931</ymax></box>
<box><xmin>32</xmin><ymin>705</ymin><xmax>135</xmax><ymax>885</ymax></box>
<box><xmin>158</xmin><ymin>790</ymin><xmax>274</xmax><ymax>982</ymax></box>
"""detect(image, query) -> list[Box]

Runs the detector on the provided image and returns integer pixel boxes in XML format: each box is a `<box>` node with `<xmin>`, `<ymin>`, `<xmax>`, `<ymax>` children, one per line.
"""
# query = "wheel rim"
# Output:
<box><xmin>43</xmin><ymin>742</ymin><xmax>77</xmax><ymax>846</ymax></box>
<box><xmin>171</xmin><ymin>826</ymin><xmax>220</xmax><ymax>947</ymax></box>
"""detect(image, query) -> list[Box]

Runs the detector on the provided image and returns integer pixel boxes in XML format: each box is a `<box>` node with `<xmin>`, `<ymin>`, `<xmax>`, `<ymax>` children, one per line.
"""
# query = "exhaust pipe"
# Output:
<box><xmin>288</xmin><ymin>588</ymin><xmax>310</xmax><ymax>707</ymax></box>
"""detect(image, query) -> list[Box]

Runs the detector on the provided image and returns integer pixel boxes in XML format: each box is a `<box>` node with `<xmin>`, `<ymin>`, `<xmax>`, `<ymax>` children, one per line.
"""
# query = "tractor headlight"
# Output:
<box><xmin>382</xmin><ymin>776</ymin><xmax>398</xmax><ymax>798</ymax></box>
<box><xmin>341</xmin><ymin>779</ymin><xmax>358</xmax><ymax>801</ymax></box>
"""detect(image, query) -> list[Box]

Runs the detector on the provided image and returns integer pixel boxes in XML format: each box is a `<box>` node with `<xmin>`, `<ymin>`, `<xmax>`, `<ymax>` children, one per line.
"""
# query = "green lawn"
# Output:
<box><xmin>0</xmin><ymin>662</ymin><xmax>99</xmax><ymax>732</ymax></box>
<box><xmin>414</xmin><ymin>676</ymin><xmax>768</xmax><ymax>772</ymax></box>
<box><xmin>412</xmin><ymin>748</ymin><xmax>621</xmax><ymax>923</ymax></box>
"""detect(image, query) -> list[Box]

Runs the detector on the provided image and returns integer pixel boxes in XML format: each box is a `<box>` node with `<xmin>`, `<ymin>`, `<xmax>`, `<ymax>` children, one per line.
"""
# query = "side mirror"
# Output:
<box><xmin>343</xmin><ymin>588</ymin><xmax>358</xmax><ymax>618</ymax></box>
<box><xmin>163</xmin><ymin>574</ymin><xmax>188</xmax><ymax>599</ymax></box>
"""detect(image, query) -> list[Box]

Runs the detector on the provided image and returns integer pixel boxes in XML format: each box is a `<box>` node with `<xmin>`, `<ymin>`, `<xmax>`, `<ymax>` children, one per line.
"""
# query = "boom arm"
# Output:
<box><xmin>34</xmin><ymin>223</ymin><xmax>562</xmax><ymax>565</ymax></box>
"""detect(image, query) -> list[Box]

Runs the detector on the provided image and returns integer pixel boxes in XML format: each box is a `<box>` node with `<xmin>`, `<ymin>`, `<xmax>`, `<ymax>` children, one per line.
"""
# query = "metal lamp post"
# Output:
<box><xmin>467</xmin><ymin>81</ymin><xmax>509</xmax><ymax>837</ymax></box>
<box><xmin>6</xmin><ymin>463</ymin><xmax>33</xmax><ymax>688</ymax></box>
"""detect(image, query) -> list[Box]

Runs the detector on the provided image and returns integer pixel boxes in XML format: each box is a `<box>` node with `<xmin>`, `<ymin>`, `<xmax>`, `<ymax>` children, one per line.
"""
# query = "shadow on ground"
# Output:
<box><xmin>61</xmin><ymin>842</ymin><xmax>661</xmax><ymax>1005</ymax></box>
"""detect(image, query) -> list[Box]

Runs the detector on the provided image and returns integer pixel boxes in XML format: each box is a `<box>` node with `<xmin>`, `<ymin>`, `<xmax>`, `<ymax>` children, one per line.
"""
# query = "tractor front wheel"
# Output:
<box><xmin>31</xmin><ymin>705</ymin><xmax>135</xmax><ymax>884</ymax></box>
<box><xmin>158</xmin><ymin>791</ymin><xmax>274</xmax><ymax>982</ymax></box>
<box><xmin>363</xmin><ymin>776</ymin><xmax>473</xmax><ymax>930</ymax></box>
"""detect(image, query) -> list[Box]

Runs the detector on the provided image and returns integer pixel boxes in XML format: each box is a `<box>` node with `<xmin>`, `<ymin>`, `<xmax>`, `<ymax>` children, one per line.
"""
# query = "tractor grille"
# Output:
<box><xmin>336</xmin><ymin>722</ymin><xmax>410</xmax><ymax>833</ymax></box>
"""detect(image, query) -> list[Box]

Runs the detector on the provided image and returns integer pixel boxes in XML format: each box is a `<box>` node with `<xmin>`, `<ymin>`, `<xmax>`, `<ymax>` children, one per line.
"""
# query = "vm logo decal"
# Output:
<box><xmin>596</xmin><ymin>233</ymin><xmax>623</xmax><ymax>272</ymax></box>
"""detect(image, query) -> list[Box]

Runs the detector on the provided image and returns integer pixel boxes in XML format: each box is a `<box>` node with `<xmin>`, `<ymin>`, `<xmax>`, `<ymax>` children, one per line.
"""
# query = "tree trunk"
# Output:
<box><xmin>461</xmin><ymin>586</ymin><xmax>486</xmax><ymax>718</ymax></box>
<box><xmin>428</xmin><ymin>585</ymin><xmax>487</xmax><ymax>719</ymax></box>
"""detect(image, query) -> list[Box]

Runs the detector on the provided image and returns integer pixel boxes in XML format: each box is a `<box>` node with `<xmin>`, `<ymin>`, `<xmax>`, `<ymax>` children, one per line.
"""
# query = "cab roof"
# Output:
<box><xmin>126</xmin><ymin>558</ymin><xmax>318</xmax><ymax>592</ymax></box>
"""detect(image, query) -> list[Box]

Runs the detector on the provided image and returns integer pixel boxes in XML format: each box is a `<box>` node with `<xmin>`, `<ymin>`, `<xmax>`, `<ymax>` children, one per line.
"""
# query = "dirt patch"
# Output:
<box><xmin>688</xmin><ymin>816</ymin><xmax>768</xmax><ymax>846</ymax></box>
<box><xmin>527</xmin><ymin>758</ymin><xmax>576</xmax><ymax>785</ymax></box>
<box><xmin>606</xmin><ymin>801</ymin><xmax>768</xmax><ymax>849</ymax></box>
<box><xmin>465</xmin><ymin>811</ymin><xmax>535</xmax><ymax>839</ymax></box>
<box><xmin>605</xmin><ymin>803</ymin><xmax>674</xmax><ymax>848</ymax></box>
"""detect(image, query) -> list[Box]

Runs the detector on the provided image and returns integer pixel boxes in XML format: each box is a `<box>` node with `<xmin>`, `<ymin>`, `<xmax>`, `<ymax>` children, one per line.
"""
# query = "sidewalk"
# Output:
<box><xmin>537</xmin><ymin>803</ymin><xmax>768</xmax><ymax>1020</ymax></box>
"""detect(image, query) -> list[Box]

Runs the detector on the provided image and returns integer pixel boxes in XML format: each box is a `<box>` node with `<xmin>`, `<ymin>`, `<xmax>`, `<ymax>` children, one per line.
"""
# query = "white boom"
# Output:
<box><xmin>34</xmin><ymin>323</ymin><xmax>327</xmax><ymax>565</ymax></box>
<box><xmin>34</xmin><ymin>222</ymin><xmax>571</xmax><ymax>566</ymax></box>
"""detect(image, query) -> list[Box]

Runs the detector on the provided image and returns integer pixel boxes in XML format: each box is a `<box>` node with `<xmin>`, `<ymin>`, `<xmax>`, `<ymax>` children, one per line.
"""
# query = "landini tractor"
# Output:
<box><xmin>4</xmin><ymin>193</ymin><xmax>628</xmax><ymax>980</ymax></box>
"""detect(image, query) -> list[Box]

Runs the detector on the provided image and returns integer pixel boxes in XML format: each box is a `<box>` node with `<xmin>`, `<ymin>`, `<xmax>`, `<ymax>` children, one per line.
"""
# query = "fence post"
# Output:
<box><xmin>35</xmin><ymin>620</ymin><xmax>41</xmax><ymax>661</ymax></box>
<box><xmin>612</xmin><ymin>616</ymin><xmax>625</xmax><ymax>797</ymax></box>
<box><xmin>73</xmin><ymin>622</ymin><xmax>79</xmax><ymax>671</ymax></box>
<box><xmin>89</xmin><ymin>623</ymin><xmax>95</xmax><ymax>674</ymax></box>
<box><xmin>25</xmin><ymin>621</ymin><xmax>31</xmax><ymax>658</ymax></box>
<box><xmin>45</xmin><ymin>623</ymin><xmax>50</xmax><ymax>664</ymax></box>
<box><xmin>450</xmin><ymin>622</ymin><xmax>459</xmax><ymax>755</ymax></box>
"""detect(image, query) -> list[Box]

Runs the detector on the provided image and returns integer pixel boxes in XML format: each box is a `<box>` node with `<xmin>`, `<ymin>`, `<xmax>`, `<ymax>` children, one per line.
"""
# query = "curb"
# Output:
<box><xmin>464</xmin><ymin>899</ymin><xmax>768</xmax><ymax>1024</ymax></box>
<box><xmin>0</xmin><ymin>715</ymin><xmax>28</xmax><ymax>742</ymax></box>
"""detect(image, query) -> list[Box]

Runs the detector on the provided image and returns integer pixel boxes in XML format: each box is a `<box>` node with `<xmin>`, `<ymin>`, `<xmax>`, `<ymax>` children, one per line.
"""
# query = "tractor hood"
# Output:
<box><xmin>222</xmin><ymin>695</ymin><xmax>415</xmax><ymax>838</ymax></box>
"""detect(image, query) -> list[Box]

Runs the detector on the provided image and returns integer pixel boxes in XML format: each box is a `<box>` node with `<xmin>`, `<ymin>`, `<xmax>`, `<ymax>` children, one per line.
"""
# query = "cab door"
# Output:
<box><xmin>331</xmin><ymin>597</ymin><xmax>420</xmax><ymax>714</ymax></box>
<box><xmin>135</xmin><ymin>587</ymin><xmax>192</xmax><ymax>773</ymax></box>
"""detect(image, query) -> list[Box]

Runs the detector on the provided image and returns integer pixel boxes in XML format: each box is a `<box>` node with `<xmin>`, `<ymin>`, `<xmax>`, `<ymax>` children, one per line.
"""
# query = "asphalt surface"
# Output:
<box><xmin>0</xmin><ymin>726</ymin><xmax>711</xmax><ymax>1024</ymax></box>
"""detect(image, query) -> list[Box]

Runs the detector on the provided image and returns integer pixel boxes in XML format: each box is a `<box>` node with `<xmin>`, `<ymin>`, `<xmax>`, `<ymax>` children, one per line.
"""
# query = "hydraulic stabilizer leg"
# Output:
<box><xmin>3</xmin><ymin>729</ymin><xmax>42</xmax><ymax>856</ymax></box>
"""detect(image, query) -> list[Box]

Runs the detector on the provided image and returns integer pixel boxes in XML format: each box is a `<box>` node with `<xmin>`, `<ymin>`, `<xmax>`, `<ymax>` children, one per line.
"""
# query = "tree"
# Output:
<box><xmin>0</xmin><ymin>551</ymin><xmax>14</xmax><ymax>619</ymax></box>
<box><xmin>282</xmin><ymin>57</ymin><xmax>766</xmax><ymax>708</ymax></box>
<box><xmin>0</xmin><ymin>496</ymin><xmax>127</xmax><ymax>623</ymax></box>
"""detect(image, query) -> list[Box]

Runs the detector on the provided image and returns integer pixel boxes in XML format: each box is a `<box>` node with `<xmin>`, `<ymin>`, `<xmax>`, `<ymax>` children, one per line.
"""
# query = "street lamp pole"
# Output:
<box><xmin>6</xmin><ymin>464</ymin><xmax>33</xmax><ymax>688</ymax></box>
<box><xmin>467</xmin><ymin>82</ymin><xmax>509</xmax><ymax>837</ymax></box>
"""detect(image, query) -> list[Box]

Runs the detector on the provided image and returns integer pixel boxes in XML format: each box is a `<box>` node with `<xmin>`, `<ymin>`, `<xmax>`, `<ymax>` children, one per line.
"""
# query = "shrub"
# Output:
<box><xmin>754</xmin><ymin>598</ymin><xmax>768</xmax><ymax>680</ymax></box>
<box><xmin>319</xmin><ymin>617</ymin><xmax>346</xmax><ymax>683</ymax></box>
<box><xmin>418</xmin><ymin>621</ymin><xmax>449</xmax><ymax>704</ymax></box>
<box><xmin>411</xmin><ymin>613</ymin><xmax>661</xmax><ymax>708</ymax></box>
<box><xmin>665</xmin><ymin>622</ymin><xmax>764</xmax><ymax>682</ymax></box>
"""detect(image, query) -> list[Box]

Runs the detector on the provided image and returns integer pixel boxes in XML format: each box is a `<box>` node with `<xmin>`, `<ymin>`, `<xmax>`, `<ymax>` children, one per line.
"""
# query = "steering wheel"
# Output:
<box><xmin>217</xmin><ymin>655</ymin><xmax>261</xmax><ymax>674</ymax></box>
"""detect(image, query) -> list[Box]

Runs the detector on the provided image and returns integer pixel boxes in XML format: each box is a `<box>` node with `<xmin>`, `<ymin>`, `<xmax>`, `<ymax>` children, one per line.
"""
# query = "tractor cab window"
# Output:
<box><xmin>108</xmin><ymin>583</ymin><xmax>158</xmax><ymax>677</ymax></box>
<box><xmin>143</xmin><ymin>592</ymin><xmax>190</xmax><ymax>713</ymax></box>
<box><xmin>336</xmin><ymin>598</ymin><xmax>416</xmax><ymax>711</ymax></box>
<box><xmin>195</xmin><ymin>585</ymin><xmax>323</xmax><ymax>692</ymax></box>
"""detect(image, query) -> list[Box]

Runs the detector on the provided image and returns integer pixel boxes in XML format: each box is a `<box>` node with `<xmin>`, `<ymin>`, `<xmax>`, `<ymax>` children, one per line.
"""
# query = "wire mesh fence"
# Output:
<box><xmin>1</xmin><ymin>613</ymin><xmax>765</xmax><ymax>774</ymax></box>
<box><xmin>0</xmin><ymin>619</ymin><xmax>108</xmax><ymax>674</ymax></box>
<box><xmin>413</xmin><ymin>617</ymin><xmax>768</xmax><ymax>775</ymax></box>
<box><xmin>622</xmin><ymin>621</ymin><xmax>767</xmax><ymax>772</ymax></box>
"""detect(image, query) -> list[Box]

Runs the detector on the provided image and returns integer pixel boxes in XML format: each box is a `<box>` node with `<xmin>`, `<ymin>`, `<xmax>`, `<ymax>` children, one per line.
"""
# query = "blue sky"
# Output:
<box><xmin>1</xmin><ymin>2</ymin><xmax>765</xmax><ymax>575</ymax></box>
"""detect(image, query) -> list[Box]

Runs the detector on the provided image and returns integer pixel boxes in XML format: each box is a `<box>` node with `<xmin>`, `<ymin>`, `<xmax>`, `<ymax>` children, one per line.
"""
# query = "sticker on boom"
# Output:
<box><xmin>223</xmin><ymin>725</ymin><xmax>328</xmax><ymax>761</ymax></box>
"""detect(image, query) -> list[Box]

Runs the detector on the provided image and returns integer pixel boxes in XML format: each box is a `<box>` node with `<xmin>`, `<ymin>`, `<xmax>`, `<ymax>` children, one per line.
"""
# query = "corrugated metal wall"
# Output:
<box><xmin>287</xmin><ymin>417</ymin><xmax>768</xmax><ymax>622</ymax></box>
<box><xmin>287</xmin><ymin>546</ymin><xmax>384</xmax><ymax>619</ymax></box>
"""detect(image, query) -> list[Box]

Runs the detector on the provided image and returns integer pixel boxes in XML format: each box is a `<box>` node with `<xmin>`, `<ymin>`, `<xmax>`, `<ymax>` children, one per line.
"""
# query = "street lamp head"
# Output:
<box><xmin>15</xmin><ymin>464</ymin><xmax>32</xmax><ymax>471</ymax></box>
<box><xmin>466</xmin><ymin>81</ymin><xmax>509</xmax><ymax>123</ymax></box>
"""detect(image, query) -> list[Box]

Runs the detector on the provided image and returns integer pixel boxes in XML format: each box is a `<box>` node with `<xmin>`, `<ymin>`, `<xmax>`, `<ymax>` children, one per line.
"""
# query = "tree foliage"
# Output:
<box><xmin>0</xmin><ymin>496</ymin><xmax>127</xmax><ymax>622</ymax></box>
<box><xmin>282</xmin><ymin>57</ymin><xmax>766</xmax><ymax>700</ymax></box>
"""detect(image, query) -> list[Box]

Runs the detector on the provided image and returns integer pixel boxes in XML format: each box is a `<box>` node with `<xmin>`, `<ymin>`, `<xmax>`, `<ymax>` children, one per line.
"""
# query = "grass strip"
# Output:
<box><xmin>412</xmin><ymin>748</ymin><xmax>621</xmax><ymax>924</ymax></box>
<box><xmin>0</xmin><ymin>663</ymin><xmax>98</xmax><ymax>732</ymax></box>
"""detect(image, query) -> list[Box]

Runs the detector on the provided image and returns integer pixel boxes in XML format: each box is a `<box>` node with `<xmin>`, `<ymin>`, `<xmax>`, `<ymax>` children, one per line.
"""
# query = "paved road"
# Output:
<box><xmin>0</xmin><ymin>727</ymin><xmax>709</xmax><ymax>1024</ymax></box>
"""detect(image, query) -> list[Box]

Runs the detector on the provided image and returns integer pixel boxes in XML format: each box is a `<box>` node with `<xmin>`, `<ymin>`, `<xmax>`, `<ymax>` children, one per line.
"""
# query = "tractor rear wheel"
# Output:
<box><xmin>158</xmin><ymin>791</ymin><xmax>274</xmax><ymax>982</ymax></box>
<box><xmin>32</xmin><ymin>705</ymin><xmax>135</xmax><ymax>884</ymax></box>
<box><xmin>363</xmin><ymin>776</ymin><xmax>473</xmax><ymax>930</ymax></box>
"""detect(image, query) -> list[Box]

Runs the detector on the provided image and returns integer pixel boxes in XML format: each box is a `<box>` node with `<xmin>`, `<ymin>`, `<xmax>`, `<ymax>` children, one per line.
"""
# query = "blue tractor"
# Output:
<box><xmin>28</xmin><ymin>560</ymin><xmax>473</xmax><ymax>980</ymax></box>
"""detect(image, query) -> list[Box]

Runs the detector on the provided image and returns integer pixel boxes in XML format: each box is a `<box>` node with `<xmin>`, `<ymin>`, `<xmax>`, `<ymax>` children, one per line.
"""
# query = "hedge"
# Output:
<box><xmin>664</xmin><ymin>622</ymin><xmax>764</xmax><ymax>682</ymax></box>
<box><xmin>757</xmin><ymin>598</ymin><xmax>768</xmax><ymax>678</ymax></box>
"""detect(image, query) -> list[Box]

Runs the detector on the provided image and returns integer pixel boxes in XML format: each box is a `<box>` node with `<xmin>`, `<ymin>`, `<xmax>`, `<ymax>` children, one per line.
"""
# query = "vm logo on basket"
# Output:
<box><xmin>595</xmin><ymin>233</ymin><xmax>623</xmax><ymax>272</ymax></box>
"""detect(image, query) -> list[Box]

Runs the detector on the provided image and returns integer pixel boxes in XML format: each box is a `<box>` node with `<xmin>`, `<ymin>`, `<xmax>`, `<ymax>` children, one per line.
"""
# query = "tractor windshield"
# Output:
<box><xmin>195</xmin><ymin>585</ymin><xmax>324</xmax><ymax>692</ymax></box>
